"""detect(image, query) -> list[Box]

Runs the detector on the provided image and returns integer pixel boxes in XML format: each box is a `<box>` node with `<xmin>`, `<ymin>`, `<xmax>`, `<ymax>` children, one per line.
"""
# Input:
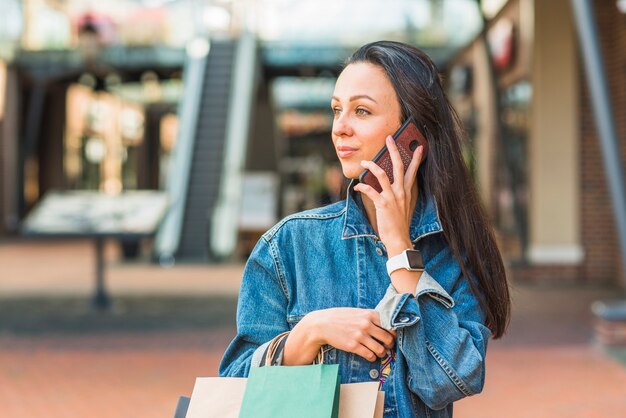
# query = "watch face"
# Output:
<box><xmin>406</xmin><ymin>250</ymin><xmax>424</xmax><ymax>270</ymax></box>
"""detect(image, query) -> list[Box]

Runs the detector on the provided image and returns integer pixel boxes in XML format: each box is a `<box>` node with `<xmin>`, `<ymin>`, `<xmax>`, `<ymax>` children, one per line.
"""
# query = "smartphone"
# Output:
<box><xmin>358</xmin><ymin>117</ymin><xmax>428</xmax><ymax>193</ymax></box>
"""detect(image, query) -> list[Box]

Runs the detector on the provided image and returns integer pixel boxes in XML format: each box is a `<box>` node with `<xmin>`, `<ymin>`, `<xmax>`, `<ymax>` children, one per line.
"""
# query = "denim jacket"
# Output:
<box><xmin>219</xmin><ymin>183</ymin><xmax>491</xmax><ymax>417</ymax></box>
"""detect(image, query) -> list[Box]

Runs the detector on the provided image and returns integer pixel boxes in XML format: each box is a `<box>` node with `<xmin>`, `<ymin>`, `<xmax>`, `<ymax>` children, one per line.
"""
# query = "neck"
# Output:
<box><xmin>360</xmin><ymin>181</ymin><xmax>419</xmax><ymax>236</ymax></box>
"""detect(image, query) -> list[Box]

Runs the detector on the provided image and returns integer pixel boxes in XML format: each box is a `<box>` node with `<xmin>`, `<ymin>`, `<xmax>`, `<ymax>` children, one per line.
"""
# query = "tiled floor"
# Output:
<box><xmin>0</xmin><ymin>331</ymin><xmax>232</xmax><ymax>418</ymax></box>
<box><xmin>1</xmin><ymin>239</ymin><xmax>626</xmax><ymax>417</ymax></box>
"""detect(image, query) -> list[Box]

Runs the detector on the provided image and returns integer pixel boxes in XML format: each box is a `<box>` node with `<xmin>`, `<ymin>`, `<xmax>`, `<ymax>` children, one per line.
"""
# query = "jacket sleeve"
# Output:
<box><xmin>218</xmin><ymin>236</ymin><xmax>290</xmax><ymax>377</ymax></box>
<box><xmin>375</xmin><ymin>239</ymin><xmax>491</xmax><ymax>410</ymax></box>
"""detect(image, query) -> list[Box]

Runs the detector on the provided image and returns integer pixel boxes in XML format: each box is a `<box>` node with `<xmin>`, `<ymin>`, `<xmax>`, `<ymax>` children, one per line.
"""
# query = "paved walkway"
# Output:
<box><xmin>1</xmin><ymin>238</ymin><xmax>626</xmax><ymax>417</ymax></box>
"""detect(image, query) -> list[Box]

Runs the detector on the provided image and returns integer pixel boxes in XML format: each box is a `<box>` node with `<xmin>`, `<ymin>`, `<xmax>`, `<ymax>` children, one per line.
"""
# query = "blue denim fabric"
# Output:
<box><xmin>219</xmin><ymin>183</ymin><xmax>491</xmax><ymax>417</ymax></box>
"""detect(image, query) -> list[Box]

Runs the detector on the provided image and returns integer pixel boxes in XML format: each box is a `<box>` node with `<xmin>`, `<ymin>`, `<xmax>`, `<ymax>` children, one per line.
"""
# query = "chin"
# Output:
<box><xmin>340</xmin><ymin>164</ymin><xmax>362</xmax><ymax>180</ymax></box>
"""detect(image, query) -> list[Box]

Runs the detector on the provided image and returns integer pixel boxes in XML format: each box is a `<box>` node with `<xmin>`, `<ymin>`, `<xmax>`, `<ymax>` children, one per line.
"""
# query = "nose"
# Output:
<box><xmin>332</xmin><ymin>112</ymin><xmax>353</xmax><ymax>139</ymax></box>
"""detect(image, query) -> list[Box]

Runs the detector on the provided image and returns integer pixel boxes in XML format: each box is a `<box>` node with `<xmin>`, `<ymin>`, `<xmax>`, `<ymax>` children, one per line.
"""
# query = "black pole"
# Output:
<box><xmin>92</xmin><ymin>237</ymin><xmax>112</xmax><ymax>310</ymax></box>
<box><xmin>18</xmin><ymin>78</ymin><xmax>47</xmax><ymax>217</ymax></box>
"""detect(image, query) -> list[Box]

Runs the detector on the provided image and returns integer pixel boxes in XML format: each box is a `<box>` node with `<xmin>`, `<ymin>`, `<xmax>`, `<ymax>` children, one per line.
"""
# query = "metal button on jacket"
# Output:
<box><xmin>369</xmin><ymin>369</ymin><xmax>380</xmax><ymax>379</ymax></box>
<box><xmin>376</xmin><ymin>247</ymin><xmax>384</xmax><ymax>256</ymax></box>
<box><xmin>398</xmin><ymin>316</ymin><xmax>411</xmax><ymax>323</ymax></box>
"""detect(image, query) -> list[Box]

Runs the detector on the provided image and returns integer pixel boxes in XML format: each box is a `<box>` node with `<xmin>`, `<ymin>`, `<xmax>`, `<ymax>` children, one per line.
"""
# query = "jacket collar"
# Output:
<box><xmin>341</xmin><ymin>179</ymin><xmax>443</xmax><ymax>242</ymax></box>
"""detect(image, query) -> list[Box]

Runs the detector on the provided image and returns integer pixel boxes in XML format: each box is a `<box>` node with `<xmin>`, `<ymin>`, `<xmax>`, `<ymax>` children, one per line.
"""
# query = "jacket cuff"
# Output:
<box><xmin>415</xmin><ymin>270</ymin><xmax>455</xmax><ymax>309</ymax></box>
<box><xmin>250</xmin><ymin>340</ymin><xmax>271</xmax><ymax>367</ymax></box>
<box><xmin>375</xmin><ymin>271</ymin><xmax>455</xmax><ymax>330</ymax></box>
<box><xmin>375</xmin><ymin>285</ymin><xmax>420</xmax><ymax>330</ymax></box>
<box><xmin>251</xmin><ymin>334</ymin><xmax>289</xmax><ymax>367</ymax></box>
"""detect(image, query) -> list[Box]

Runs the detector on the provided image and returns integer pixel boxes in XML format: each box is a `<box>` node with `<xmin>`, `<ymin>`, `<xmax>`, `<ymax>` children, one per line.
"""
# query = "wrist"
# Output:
<box><xmin>300</xmin><ymin>311</ymin><xmax>326</xmax><ymax>347</ymax></box>
<box><xmin>284</xmin><ymin>313</ymin><xmax>325</xmax><ymax>366</ymax></box>
<box><xmin>385</xmin><ymin>240</ymin><xmax>413</xmax><ymax>258</ymax></box>
<box><xmin>389</xmin><ymin>269</ymin><xmax>422</xmax><ymax>295</ymax></box>
<box><xmin>386</xmin><ymin>246</ymin><xmax>425</xmax><ymax>279</ymax></box>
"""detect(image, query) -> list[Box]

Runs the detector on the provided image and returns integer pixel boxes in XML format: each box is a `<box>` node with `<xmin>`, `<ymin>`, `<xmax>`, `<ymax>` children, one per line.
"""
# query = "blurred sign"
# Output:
<box><xmin>0</xmin><ymin>61</ymin><xmax>6</xmax><ymax>120</ymax></box>
<box><xmin>238</xmin><ymin>173</ymin><xmax>278</xmax><ymax>230</ymax></box>
<box><xmin>488</xmin><ymin>19</ymin><xmax>515</xmax><ymax>72</ymax></box>
<box><xmin>22</xmin><ymin>190</ymin><xmax>168</xmax><ymax>236</ymax></box>
<box><xmin>449</xmin><ymin>64</ymin><xmax>473</xmax><ymax>97</ymax></box>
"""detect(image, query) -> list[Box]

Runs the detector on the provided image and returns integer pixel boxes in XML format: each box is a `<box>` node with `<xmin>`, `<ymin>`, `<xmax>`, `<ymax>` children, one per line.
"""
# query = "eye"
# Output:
<box><xmin>355</xmin><ymin>107</ymin><xmax>371</xmax><ymax>116</ymax></box>
<box><xmin>332</xmin><ymin>107</ymin><xmax>342</xmax><ymax>116</ymax></box>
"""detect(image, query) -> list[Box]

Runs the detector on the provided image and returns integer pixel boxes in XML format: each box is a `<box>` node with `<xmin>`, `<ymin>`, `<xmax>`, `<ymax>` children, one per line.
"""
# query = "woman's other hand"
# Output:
<box><xmin>283</xmin><ymin>308</ymin><xmax>396</xmax><ymax>365</ymax></box>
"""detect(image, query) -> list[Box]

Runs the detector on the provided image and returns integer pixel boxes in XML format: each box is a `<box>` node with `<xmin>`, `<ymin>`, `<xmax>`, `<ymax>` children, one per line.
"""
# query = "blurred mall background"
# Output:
<box><xmin>1</xmin><ymin>0</ymin><xmax>626</xmax><ymax>416</ymax></box>
<box><xmin>0</xmin><ymin>0</ymin><xmax>625</xmax><ymax>285</ymax></box>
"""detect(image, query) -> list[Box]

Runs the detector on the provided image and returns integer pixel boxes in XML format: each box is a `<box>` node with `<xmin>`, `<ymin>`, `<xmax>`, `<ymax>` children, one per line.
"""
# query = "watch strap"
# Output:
<box><xmin>386</xmin><ymin>249</ymin><xmax>424</xmax><ymax>275</ymax></box>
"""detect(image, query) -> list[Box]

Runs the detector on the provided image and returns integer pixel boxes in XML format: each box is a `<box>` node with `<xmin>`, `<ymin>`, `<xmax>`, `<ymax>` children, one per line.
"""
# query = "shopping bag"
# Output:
<box><xmin>238</xmin><ymin>363</ymin><xmax>341</xmax><ymax>418</ymax></box>
<box><xmin>184</xmin><ymin>377</ymin><xmax>246</xmax><ymax>418</ymax></box>
<box><xmin>374</xmin><ymin>391</ymin><xmax>385</xmax><ymax>418</ymax></box>
<box><xmin>339</xmin><ymin>382</ymin><xmax>385</xmax><ymax>418</ymax></box>
<box><xmin>186</xmin><ymin>333</ymin><xmax>383</xmax><ymax>418</ymax></box>
<box><xmin>184</xmin><ymin>377</ymin><xmax>385</xmax><ymax>418</ymax></box>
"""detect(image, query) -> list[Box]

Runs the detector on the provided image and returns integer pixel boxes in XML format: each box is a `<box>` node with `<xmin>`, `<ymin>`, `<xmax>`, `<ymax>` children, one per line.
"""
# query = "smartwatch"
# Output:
<box><xmin>386</xmin><ymin>249</ymin><xmax>424</xmax><ymax>276</ymax></box>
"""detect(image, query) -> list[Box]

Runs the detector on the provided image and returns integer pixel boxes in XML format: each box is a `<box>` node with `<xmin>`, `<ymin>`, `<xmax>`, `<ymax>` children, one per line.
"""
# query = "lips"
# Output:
<box><xmin>337</xmin><ymin>146</ymin><xmax>358</xmax><ymax>158</ymax></box>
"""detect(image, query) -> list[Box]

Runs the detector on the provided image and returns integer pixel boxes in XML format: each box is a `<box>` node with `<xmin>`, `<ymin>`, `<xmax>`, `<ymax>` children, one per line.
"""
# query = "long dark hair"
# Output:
<box><xmin>346</xmin><ymin>41</ymin><xmax>510</xmax><ymax>339</ymax></box>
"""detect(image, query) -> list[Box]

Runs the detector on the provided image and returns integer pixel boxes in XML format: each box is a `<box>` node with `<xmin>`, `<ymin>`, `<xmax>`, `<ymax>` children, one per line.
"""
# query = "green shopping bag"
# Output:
<box><xmin>238</xmin><ymin>363</ymin><xmax>341</xmax><ymax>418</ymax></box>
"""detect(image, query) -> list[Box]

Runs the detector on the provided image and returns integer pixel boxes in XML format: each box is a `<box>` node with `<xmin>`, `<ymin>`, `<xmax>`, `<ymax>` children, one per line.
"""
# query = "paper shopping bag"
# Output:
<box><xmin>338</xmin><ymin>382</ymin><xmax>385</xmax><ymax>418</ymax></box>
<box><xmin>184</xmin><ymin>376</ymin><xmax>384</xmax><ymax>418</ymax></box>
<box><xmin>374</xmin><ymin>391</ymin><xmax>385</xmax><ymax>418</ymax></box>
<box><xmin>238</xmin><ymin>364</ymin><xmax>341</xmax><ymax>418</ymax></box>
<box><xmin>184</xmin><ymin>377</ymin><xmax>246</xmax><ymax>418</ymax></box>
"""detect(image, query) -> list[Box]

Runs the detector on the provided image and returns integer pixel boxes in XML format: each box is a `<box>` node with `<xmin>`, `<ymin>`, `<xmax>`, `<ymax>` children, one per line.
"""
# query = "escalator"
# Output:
<box><xmin>177</xmin><ymin>40</ymin><xmax>235</xmax><ymax>260</ymax></box>
<box><xmin>155</xmin><ymin>34</ymin><xmax>257</xmax><ymax>263</ymax></box>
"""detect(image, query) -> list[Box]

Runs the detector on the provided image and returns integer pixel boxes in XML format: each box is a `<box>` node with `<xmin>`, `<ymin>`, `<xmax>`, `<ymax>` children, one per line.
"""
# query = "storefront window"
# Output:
<box><xmin>495</xmin><ymin>80</ymin><xmax>531</xmax><ymax>260</ymax></box>
<box><xmin>0</xmin><ymin>0</ymin><xmax>21</xmax><ymax>59</ymax></box>
<box><xmin>272</xmin><ymin>77</ymin><xmax>339</xmax><ymax>216</ymax></box>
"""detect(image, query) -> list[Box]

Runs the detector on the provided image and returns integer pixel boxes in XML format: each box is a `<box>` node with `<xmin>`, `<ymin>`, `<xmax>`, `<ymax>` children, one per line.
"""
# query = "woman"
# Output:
<box><xmin>219</xmin><ymin>41</ymin><xmax>510</xmax><ymax>418</ymax></box>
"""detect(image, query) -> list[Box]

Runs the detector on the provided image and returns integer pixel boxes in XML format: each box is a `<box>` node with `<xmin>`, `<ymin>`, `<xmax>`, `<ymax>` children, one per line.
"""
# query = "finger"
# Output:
<box><xmin>354</xmin><ymin>345</ymin><xmax>378</xmax><ymax>362</ymax></box>
<box><xmin>360</xmin><ymin>160</ymin><xmax>392</xmax><ymax>194</ymax></box>
<box><xmin>386</xmin><ymin>135</ymin><xmax>404</xmax><ymax>189</ymax></box>
<box><xmin>367</xmin><ymin>310</ymin><xmax>382</xmax><ymax>327</ymax></box>
<box><xmin>366</xmin><ymin>311</ymin><xmax>395</xmax><ymax>348</ymax></box>
<box><xmin>369</xmin><ymin>325</ymin><xmax>396</xmax><ymax>349</ymax></box>
<box><xmin>361</xmin><ymin>336</ymin><xmax>388</xmax><ymax>358</ymax></box>
<box><xmin>403</xmin><ymin>145</ymin><xmax>423</xmax><ymax>184</ymax></box>
<box><xmin>353</xmin><ymin>182</ymin><xmax>385</xmax><ymax>206</ymax></box>
<box><xmin>403</xmin><ymin>145</ymin><xmax>424</xmax><ymax>193</ymax></box>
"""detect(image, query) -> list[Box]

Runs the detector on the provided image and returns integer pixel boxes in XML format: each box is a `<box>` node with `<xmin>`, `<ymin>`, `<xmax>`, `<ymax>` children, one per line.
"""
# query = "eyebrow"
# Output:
<box><xmin>331</xmin><ymin>94</ymin><xmax>378</xmax><ymax>104</ymax></box>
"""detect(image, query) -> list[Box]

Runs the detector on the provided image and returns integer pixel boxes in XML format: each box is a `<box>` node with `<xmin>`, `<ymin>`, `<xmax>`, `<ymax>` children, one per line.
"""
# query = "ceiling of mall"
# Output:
<box><xmin>1</xmin><ymin>0</ymin><xmax>492</xmax><ymax>49</ymax></box>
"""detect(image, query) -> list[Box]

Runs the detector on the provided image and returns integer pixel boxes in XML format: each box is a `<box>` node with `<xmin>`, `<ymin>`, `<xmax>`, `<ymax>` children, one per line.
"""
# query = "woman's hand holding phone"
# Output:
<box><xmin>358</xmin><ymin>118</ymin><xmax>427</xmax><ymax>193</ymax></box>
<box><xmin>354</xmin><ymin>134</ymin><xmax>424</xmax><ymax>257</ymax></box>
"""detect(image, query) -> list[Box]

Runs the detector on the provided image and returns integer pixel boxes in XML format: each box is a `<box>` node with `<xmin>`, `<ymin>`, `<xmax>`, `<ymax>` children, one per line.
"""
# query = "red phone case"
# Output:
<box><xmin>359</xmin><ymin>118</ymin><xmax>428</xmax><ymax>193</ymax></box>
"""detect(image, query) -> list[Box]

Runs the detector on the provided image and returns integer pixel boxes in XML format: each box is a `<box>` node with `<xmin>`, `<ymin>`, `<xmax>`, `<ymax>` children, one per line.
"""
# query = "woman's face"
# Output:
<box><xmin>331</xmin><ymin>62</ymin><xmax>402</xmax><ymax>179</ymax></box>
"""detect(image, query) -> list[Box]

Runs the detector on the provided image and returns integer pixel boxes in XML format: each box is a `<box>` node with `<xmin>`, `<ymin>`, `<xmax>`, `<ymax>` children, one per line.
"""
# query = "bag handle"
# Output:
<box><xmin>262</xmin><ymin>331</ymin><xmax>325</xmax><ymax>366</ymax></box>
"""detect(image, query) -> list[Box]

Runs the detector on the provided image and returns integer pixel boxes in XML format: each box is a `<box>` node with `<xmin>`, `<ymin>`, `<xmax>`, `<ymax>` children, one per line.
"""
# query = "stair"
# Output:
<box><xmin>176</xmin><ymin>40</ymin><xmax>236</xmax><ymax>261</ymax></box>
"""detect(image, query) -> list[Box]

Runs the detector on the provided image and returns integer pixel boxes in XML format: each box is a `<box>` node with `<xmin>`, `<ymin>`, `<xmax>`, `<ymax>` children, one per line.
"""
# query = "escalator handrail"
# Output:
<box><xmin>154</xmin><ymin>40</ymin><xmax>210</xmax><ymax>264</ymax></box>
